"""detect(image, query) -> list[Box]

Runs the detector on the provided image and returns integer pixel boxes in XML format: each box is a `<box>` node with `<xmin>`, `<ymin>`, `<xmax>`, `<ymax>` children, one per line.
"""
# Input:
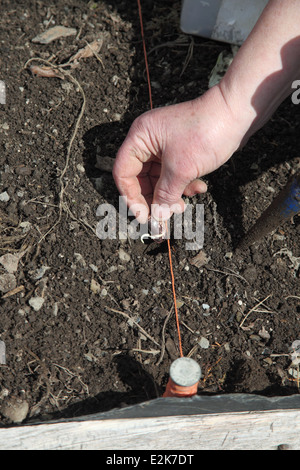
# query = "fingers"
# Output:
<box><xmin>113</xmin><ymin>108</ymin><xmax>208</xmax><ymax>223</ymax></box>
<box><xmin>113</xmin><ymin>117</ymin><xmax>160</xmax><ymax>223</ymax></box>
<box><xmin>183</xmin><ymin>179</ymin><xmax>207</xmax><ymax>196</ymax></box>
<box><xmin>152</xmin><ymin>160</ymin><xmax>207</xmax><ymax>220</ymax></box>
<box><xmin>113</xmin><ymin>147</ymin><xmax>146</xmax><ymax>222</ymax></box>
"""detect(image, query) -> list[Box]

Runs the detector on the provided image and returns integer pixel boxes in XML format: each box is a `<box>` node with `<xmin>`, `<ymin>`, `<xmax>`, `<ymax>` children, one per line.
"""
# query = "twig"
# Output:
<box><xmin>2</xmin><ymin>285</ymin><xmax>24</xmax><ymax>299</ymax></box>
<box><xmin>84</xmin><ymin>39</ymin><xmax>105</xmax><ymax>69</ymax></box>
<box><xmin>53</xmin><ymin>363</ymin><xmax>89</xmax><ymax>394</ymax></box>
<box><xmin>180</xmin><ymin>320</ymin><xmax>196</xmax><ymax>335</ymax></box>
<box><xmin>105</xmin><ymin>306</ymin><xmax>160</xmax><ymax>347</ymax></box>
<box><xmin>156</xmin><ymin>308</ymin><xmax>173</xmax><ymax>366</ymax></box>
<box><xmin>270</xmin><ymin>353</ymin><xmax>289</xmax><ymax>358</ymax></box>
<box><xmin>148</xmin><ymin>36</ymin><xmax>191</xmax><ymax>55</ymax></box>
<box><xmin>211</xmin><ymin>201</ymin><xmax>222</xmax><ymax>239</ymax></box>
<box><xmin>23</xmin><ymin>58</ymin><xmax>86</xmax><ymax>244</ymax></box>
<box><xmin>180</xmin><ymin>37</ymin><xmax>194</xmax><ymax>77</ymax></box>
<box><xmin>205</xmin><ymin>265</ymin><xmax>249</xmax><ymax>284</ymax></box>
<box><xmin>187</xmin><ymin>343</ymin><xmax>199</xmax><ymax>358</ymax></box>
<box><xmin>239</xmin><ymin>294</ymin><xmax>272</xmax><ymax>328</ymax></box>
<box><xmin>64</xmin><ymin>202</ymin><xmax>96</xmax><ymax>235</ymax></box>
<box><xmin>24</xmin><ymin>347</ymin><xmax>51</xmax><ymax>416</ymax></box>
<box><xmin>285</xmin><ymin>295</ymin><xmax>300</xmax><ymax>301</ymax></box>
<box><xmin>132</xmin><ymin>348</ymin><xmax>160</xmax><ymax>355</ymax></box>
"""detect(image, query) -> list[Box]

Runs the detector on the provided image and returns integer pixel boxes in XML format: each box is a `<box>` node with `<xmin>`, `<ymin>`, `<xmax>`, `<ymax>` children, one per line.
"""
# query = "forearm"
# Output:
<box><xmin>219</xmin><ymin>0</ymin><xmax>300</xmax><ymax>144</ymax></box>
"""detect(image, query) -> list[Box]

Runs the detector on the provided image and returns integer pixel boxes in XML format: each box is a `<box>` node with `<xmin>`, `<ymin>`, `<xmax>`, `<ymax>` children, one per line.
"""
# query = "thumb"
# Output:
<box><xmin>152</xmin><ymin>167</ymin><xmax>187</xmax><ymax>221</ymax></box>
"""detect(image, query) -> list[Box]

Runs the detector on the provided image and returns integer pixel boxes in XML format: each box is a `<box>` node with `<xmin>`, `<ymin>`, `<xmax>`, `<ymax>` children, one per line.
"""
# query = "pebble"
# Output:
<box><xmin>53</xmin><ymin>302</ymin><xmax>59</xmax><ymax>316</ymax></box>
<box><xmin>107</xmin><ymin>265</ymin><xmax>117</xmax><ymax>273</ymax></box>
<box><xmin>29</xmin><ymin>265</ymin><xmax>50</xmax><ymax>280</ymax></box>
<box><xmin>111</xmin><ymin>75</ymin><xmax>120</xmax><ymax>86</ymax></box>
<box><xmin>90</xmin><ymin>278</ymin><xmax>101</xmax><ymax>294</ymax></box>
<box><xmin>0</xmin><ymin>191</ymin><xmax>10</xmax><ymax>202</ymax></box>
<box><xmin>112</xmin><ymin>113</ymin><xmax>122</xmax><ymax>121</ymax></box>
<box><xmin>32</xmin><ymin>25</ymin><xmax>77</xmax><ymax>44</ymax></box>
<box><xmin>258</xmin><ymin>326</ymin><xmax>271</xmax><ymax>340</ymax></box>
<box><xmin>152</xmin><ymin>286</ymin><xmax>161</xmax><ymax>294</ymax></box>
<box><xmin>190</xmin><ymin>250</ymin><xmax>210</xmax><ymax>268</ymax></box>
<box><xmin>118</xmin><ymin>248</ymin><xmax>131</xmax><ymax>262</ymax></box>
<box><xmin>77</xmin><ymin>163</ymin><xmax>85</xmax><ymax>173</ymax></box>
<box><xmin>0</xmin><ymin>388</ymin><xmax>9</xmax><ymax>400</ymax></box>
<box><xmin>0</xmin><ymin>253</ymin><xmax>21</xmax><ymax>273</ymax></box>
<box><xmin>0</xmin><ymin>340</ymin><xmax>6</xmax><ymax>365</ymax></box>
<box><xmin>0</xmin><ymin>398</ymin><xmax>29</xmax><ymax>423</ymax></box>
<box><xmin>89</xmin><ymin>264</ymin><xmax>98</xmax><ymax>272</ymax></box>
<box><xmin>20</xmin><ymin>221</ymin><xmax>32</xmax><ymax>233</ymax></box>
<box><xmin>0</xmin><ymin>273</ymin><xmax>16</xmax><ymax>293</ymax></box>
<box><xmin>29</xmin><ymin>296</ymin><xmax>45</xmax><ymax>311</ymax></box>
<box><xmin>264</xmin><ymin>357</ymin><xmax>273</xmax><ymax>366</ymax></box>
<box><xmin>74</xmin><ymin>252</ymin><xmax>86</xmax><ymax>267</ymax></box>
<box><xmin>198</xmin><ymin>337</ymin><xmax>210</xmax><ymax>349</ymax></box>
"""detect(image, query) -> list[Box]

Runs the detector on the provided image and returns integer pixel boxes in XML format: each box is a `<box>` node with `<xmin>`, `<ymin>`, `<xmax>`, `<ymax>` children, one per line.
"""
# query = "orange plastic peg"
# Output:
<box><xmin>163</xmin><ymin>357</ymin><xmax>201</xmax><ymax>398</ymax></box>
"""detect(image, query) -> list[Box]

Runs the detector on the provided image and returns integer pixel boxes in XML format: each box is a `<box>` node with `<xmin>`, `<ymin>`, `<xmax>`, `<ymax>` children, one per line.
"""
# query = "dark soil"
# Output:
<box><xmin>0</xmin><ymin>0</ymin><xmax>299</xmax><ymax>426</ymax></box>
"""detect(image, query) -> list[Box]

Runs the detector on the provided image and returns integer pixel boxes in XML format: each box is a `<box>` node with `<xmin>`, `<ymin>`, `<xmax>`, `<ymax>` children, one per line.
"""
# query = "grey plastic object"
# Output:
<box><xmin>180</xmin><ymin>0</ymin><xmax>268</xmax><ymax>45</ymax></box>
<box><xmin>29</xmin><ymin>393</ymin><xmax>300</xmax><ymax>425</ymax></box>
<box><xmin>169</xmin><ymin>357</ymin><xmax>201</xmax><ymax>386</ymax></box>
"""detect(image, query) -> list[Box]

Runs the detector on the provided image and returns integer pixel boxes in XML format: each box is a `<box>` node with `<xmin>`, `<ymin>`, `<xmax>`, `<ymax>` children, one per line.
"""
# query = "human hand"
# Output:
<box><xmin>113</xmin><ymin>84</ymin><xmax>245</xmax><ymax>223</ymax></box>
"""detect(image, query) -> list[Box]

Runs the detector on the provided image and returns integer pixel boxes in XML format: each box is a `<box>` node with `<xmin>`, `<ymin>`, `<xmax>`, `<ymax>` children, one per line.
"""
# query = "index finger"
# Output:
<box><xmin>113</xmin><ymin>141</ymin><xmax>152</xmax><ymax>223</ymax></box>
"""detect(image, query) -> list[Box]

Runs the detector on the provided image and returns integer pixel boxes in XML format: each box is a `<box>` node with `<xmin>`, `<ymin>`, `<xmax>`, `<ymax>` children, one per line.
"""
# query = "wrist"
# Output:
<box><xmin>193</xmin><ymin>84</ymin><xmax>248</xmax><ymax>161</ymax></box>
<box><xmin>217</xmin><ymin>0</ymin><xmax>300</xmax><ymax>146</ymax></box>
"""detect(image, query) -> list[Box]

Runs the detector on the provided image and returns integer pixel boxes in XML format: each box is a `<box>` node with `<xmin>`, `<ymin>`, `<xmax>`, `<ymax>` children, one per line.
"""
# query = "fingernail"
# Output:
<box><xmin>151</xmin><ymin>204</ymin><xmax>171</xmax><ymax>221</ymax></box>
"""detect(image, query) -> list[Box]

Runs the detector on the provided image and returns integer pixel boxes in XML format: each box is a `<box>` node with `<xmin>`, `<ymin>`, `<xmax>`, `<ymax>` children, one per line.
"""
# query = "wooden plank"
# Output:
<box><xmin>0</xmin><ymin>409</ymin><xmax>299</xmax><ymax>450</ymax></box>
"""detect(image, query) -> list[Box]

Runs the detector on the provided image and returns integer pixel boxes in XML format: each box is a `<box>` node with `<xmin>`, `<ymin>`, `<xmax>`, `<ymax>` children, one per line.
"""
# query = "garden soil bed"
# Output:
<box><xmin>0</xmin><ymin>0</ymin><xmax>299</xmax><ymax>426</ymax></box>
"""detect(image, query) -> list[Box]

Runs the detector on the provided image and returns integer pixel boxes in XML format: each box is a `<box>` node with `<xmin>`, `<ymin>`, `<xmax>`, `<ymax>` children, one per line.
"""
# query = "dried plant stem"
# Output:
<box><xmin>105</xmin><ymin>306</ymin><xmax>161</xmax><ymax>348</ymax></box>
<box><xmin>132</xmin><ymin>348</ymin><xmax>160</xmax><ymax>355</ymax></box>
<box><xmin>23</xmin><ymin>58</ymin><xmax>86</xmax><ymax>243</ymax></box>
<box><xmin>239</xmin><ymin>294</ymin><xmax>272</xmax><ymax>328</ymax></box>
<box><xmin>156</xmin><ymin>308</ymin><xmax>173</xmax><ymax>366</ymax></box>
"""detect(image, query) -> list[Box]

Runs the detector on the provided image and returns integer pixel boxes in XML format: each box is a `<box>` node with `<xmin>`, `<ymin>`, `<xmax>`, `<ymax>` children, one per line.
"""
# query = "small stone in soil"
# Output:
<box><xmin>0</xmin><ymin>253</ymin><xmax>21</xmax><ymax>273</ymax></box>
<box><xmin>0</xmin><ymin>398</ymin><xmax>29</xmax><ymax>424</ymax></box>
<box><xmin>0</xmin><ymin>273</ymin><xmax>16</xmax><ymax>293</ymax></box>
<box><xmin>29</xmin><ymin>265</ymin><xmax>50</xmax><ymax>280</ymax></box>
<box><xmin>0</xmin><ymin>340</ymin><xmax>6</xmax><ymax>365</ymax></box>
<box><xmin>28</xmin><ymin>296</ymin><xmax>45</xmax><ymax>311</ymax></box>
<box><xmin>90</xmin><ymin>278</ymin><xmax>101</xmax><ymax>294</ymax></box>
<box><xmin>198</xmin><ymin>337</ymin><xmax>210</xmax><ymax>349</ymax></box>
<box><xmin>32</xmin><ymin>25</ymin><xmax>77</xmax><ymax>44</ymax></box>
<box><xmin>0</xmin><ymin>191</ymin><xmax>10</xmax><ymax>202</ymax></box>
<box><xmin>118</xmin><ymin>248</ymin><xmax>131</xmax><ymax>262</ymax></box>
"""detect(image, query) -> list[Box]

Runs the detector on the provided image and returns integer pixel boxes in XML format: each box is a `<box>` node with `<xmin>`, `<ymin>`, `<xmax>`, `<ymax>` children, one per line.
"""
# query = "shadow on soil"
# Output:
<box><xmin>82</xmin><ymin>0</ymin><xmax>300</xmax><ymax>252</ymax></box>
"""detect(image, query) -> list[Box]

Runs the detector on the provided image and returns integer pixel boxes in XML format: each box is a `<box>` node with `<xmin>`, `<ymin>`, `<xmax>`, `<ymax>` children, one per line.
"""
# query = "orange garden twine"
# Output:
<box><xmin>136</xmin><ymin>1</ymin><xmax>202</xmax><ymax>396</ymax></box>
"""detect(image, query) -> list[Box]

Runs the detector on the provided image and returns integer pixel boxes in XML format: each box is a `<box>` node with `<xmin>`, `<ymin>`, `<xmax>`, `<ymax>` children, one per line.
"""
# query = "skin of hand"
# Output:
<box><xmin>113</xmin><ymin>85</ymin><xmax>242</xmax><ymax>223</ymax></box>
<box><xmin>113</xmin><ymin>0</ymin><xmax>300</xmax><ymax>223</ymax></box>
